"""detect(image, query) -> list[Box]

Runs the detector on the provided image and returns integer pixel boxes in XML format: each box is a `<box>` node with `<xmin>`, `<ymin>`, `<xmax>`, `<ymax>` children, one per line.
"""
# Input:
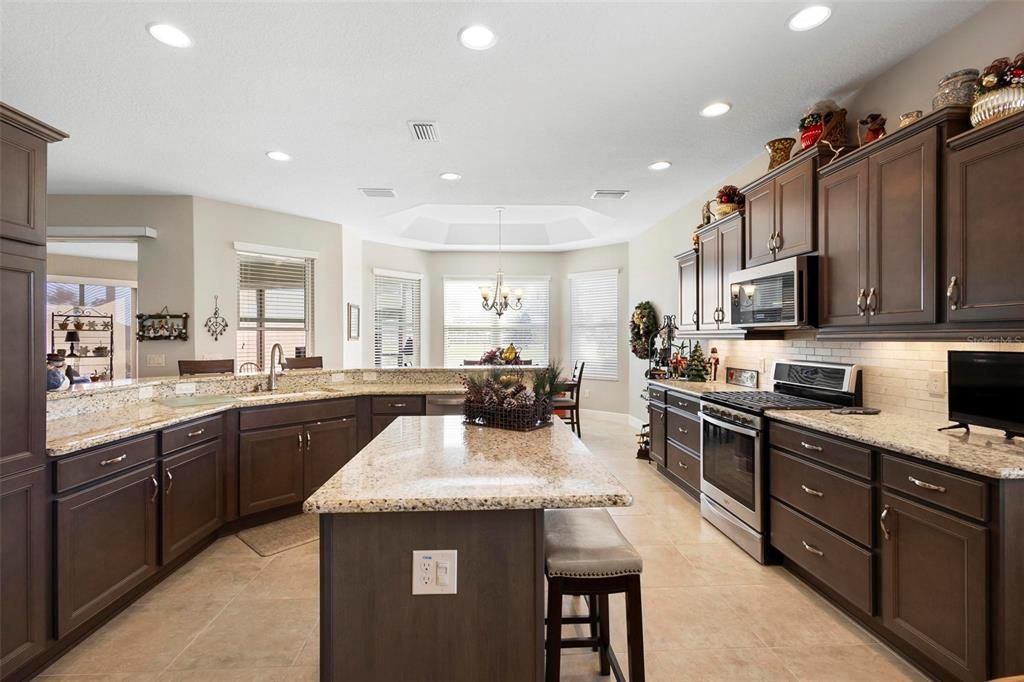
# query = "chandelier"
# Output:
<box><xmin>480</xmin><ymin>207</ymin><xmax>523</xmax><ymax>317</ymax></box>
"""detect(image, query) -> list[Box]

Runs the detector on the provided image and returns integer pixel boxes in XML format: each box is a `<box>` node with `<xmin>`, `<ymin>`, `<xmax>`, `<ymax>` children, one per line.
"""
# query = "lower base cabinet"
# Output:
<box><xmin>880</xmin><ymin>492</ymin><xmax>988</xmax><ymax>682</ymax></box>
<box><xmin>648</xmin><ymin>404</ymin><xmax>666</xmax><ymax>466</ymax></box>
<box><xmin>303</xmin><ymin>417</ymin><xmax>357</xmax><ymax>498</ymax></box>
<box><xmin>56</xmin><ymin>464</ymin><xmax>159</xmax><ymax>637</ymax></box>
<box><xmin>238</xmin><ymin>425</ymin><xmax>305</xmax><ymax>516</ymax></box>
<box><xmin>1</xmin><ymin>467</ymin><xmax>48</xmax><ymax>678</ymax></box>
<box><xmin>161</xmin><ymin>441</ymin><xmax>224</xmax><ymax>563</ymax></box>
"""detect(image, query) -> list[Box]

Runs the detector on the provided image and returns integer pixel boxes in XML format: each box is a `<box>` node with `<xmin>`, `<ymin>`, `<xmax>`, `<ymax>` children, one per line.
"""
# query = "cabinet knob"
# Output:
<box><xmin>946</xmin><ymin>275</ymin><xmax>959</xmax><ymax>311</ymax></box>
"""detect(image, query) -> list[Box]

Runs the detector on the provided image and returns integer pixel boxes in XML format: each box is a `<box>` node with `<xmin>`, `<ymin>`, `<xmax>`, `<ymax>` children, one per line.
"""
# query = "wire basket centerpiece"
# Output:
<box><xmin>463</xmin><ymin>362</ymin><xmax>562</xmax><ymax>432</ymax></box>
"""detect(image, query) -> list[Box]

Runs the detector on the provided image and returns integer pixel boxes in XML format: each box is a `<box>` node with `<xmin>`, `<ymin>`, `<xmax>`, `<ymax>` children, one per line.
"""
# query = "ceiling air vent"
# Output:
<box><xmin>591</xmin><ymin>190</ymin><xmax>630</xmax><ymax>200</ymax></box>
<box><xmin>408</xmin><ymin>121</ymin><xmax>438</xmax><ymax>142</ymax></box>
<box><xmin>359</xmin><ymin>188</ymin><xmax>396</xmax><ymax>198</ymax></box>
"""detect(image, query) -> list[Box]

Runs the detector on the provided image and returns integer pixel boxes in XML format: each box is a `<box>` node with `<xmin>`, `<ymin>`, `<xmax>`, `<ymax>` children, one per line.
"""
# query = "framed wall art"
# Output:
<box><xmin>347</xmin><ymin>303</ymin><xmax>360</xmax><ymax>340</ymax></box>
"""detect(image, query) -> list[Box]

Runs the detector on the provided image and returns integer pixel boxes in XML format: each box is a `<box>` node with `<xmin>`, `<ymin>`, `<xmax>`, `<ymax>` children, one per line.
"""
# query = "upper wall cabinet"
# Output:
<box><xmin>676</xmin><ymin>250</ymin><xmax>699</xmax><ymax>331</ymax></box>
<box><xmin>742</xmin><ymin>145</ymin><xmax>832</xmax><ymax>267</ymax></box>
<box><xmin>944</xmin><ymin>111</ymin><xmax>1024</xmax><ymax>324</ymax></box>
<box><xmin>696</xmin><ymin>212</ymin><xmax>744</xmax><ymax>330</ymax></box>
<box><xmin>817</xmin><ymin>107</ymin><xmax>970</xmax><ymax>333</ymax></box>
<box><xmin>1</xmin><ymin>104</ymin><xmax>68</xmax><ymax>246</ymax></box>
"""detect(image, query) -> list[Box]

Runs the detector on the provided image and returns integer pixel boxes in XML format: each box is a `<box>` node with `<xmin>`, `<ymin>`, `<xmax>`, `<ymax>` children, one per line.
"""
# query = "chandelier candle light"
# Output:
<box><xmin>480</xmin><ymin>207</ymin><xmax>524</xmax><ymax>317</ymax></box>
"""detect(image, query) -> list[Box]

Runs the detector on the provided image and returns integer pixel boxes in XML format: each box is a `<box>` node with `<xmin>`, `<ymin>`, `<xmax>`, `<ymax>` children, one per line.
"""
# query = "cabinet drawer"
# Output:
<box><xmin>161</xmin><ymin>415</ymin><xmax>223</xmax><ymax>455</ymax></box>
<box><xmin>770</xmin><ymin>499</ymin><xmax>874</xmax><ymax>615</ymax></box>
<box><xmin>55</xmin><ymin>434</ymin><xmax>158</xmax><ymax>493</ymax></box>
<box><xmin>648</xmin><ymin>386</ymin><xmax>666</xmax><ymax>405</ymax></box>
<box><xmin>769</xmin><ymin>448</ymin><xmax>872</xmax><ymax>546</ymax></box>
<box><xmin>666</xmin><ymin>440</ymin><xmax>700</xmax><ymax>492</ymax></box>
<box><xmin>239</xmin><ymin>398</ymin><xmax>355</xmax><ymax>431</ymax></box>
<box><xmin>666</xmin><ymin>391</ymin><xmax>699</xmax><ymax>415</ymax></box>
<box><xmin>769</xmin><ymin>422</ymin><xmax>872</xmax><ymax>479</ymax></box>
<box><xmin>881</xmin><ymin>455</ymin><xmax>988</xmax><ymax>522</ymax></box>
<box><xmin>666</xmin><ymin>408</ymin><xmax>700</xmax><ymax>454</ymax></box>
<box><xmin>371</xmin><ymin>395</ymin><xmax>424</xmax><ymax>415</ymax></box>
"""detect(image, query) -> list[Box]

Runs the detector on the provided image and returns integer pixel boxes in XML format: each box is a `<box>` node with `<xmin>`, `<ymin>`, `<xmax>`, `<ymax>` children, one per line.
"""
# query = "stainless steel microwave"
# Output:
<box><xmin>728</xmin><ymin>256</ymin><xmax>816</xmax><ymax>329</ymax></box>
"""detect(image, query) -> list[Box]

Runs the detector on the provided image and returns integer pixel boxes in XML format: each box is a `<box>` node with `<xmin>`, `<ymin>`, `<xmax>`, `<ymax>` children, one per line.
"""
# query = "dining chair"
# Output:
<box><xmin>552</xmin><ymin>362</ymin><xmax>584</xmax><ymax>437</ymax></box>
<box><xmin>178</xmin><ymin>359</ymin><xmax>234</xmax><ymax>375</ymax></box>
<box><xmin>283</xmin><ymin>356</ymin><xmax>323</xmax><ymax>369</ymax></box>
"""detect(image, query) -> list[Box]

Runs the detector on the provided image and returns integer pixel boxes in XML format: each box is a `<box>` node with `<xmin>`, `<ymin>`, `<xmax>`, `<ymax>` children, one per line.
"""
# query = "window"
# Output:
<box><xmin>443</xmin><ymin>276</ymin><xmax>549</xmax><ymax>367</ymax></box>
<box><xmin>236</xmin><ymin>250</ymin><xmax>315</xmax><ymax>370</ymax></box>
<box><xmin>569</xmin><ymin>269</ymin><xmax>619</xmax><ymax>380</ymax></box>
<box><xmin>46</xmin><ymin>280</ymin><xmax>136</xmax><ymax>379</ymax></box>
<box><xmin>373</xmin><ymin>270</ymin><xmax>421</xmax><ymax>367</ymax></box>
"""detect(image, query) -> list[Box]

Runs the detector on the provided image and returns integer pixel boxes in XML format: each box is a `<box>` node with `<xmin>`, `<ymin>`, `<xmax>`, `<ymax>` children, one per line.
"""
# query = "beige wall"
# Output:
<box><xmin>47</xmin><ymin>253</ymin><xmax>138</xmax><ymax>283</ymax></box>
<box><xmin>342</xmin><ymin>228</ymin><xmax>364</xmax><ymax>368</ymax></box>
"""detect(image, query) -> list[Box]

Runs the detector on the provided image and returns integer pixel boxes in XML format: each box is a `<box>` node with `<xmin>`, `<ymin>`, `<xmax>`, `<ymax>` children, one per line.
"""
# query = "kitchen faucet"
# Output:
<box><xmin>267</xmin><ymin>343</ymin><xmax>284</xmax><ymax>391</ymax></box>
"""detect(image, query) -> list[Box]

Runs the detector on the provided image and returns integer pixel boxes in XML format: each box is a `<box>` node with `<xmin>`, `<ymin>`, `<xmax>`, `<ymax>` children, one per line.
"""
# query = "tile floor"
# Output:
<box><xmin>39</xmin><ymin>411</ymin><xmax>926</xmax><ymax>681</ymax></box>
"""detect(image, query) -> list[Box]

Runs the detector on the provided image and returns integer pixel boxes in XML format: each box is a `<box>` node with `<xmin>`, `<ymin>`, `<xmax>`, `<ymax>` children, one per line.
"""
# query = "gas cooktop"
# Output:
<box><xmin>701</xmin><ymin>390</ymin><xmax>839</xmax><ymax>414</ymax></box>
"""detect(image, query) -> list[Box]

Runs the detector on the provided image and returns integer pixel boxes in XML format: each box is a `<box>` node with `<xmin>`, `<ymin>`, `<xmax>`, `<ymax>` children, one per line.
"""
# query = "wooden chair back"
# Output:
<box><xmin>462</xmin><ymin>360</ymin><xmax>481</xmax><ymax>366</ymax></box>
<box><xmin>178</xmin><ymin>359</ymin><xmax>234</xmax><ymax>376</ymax></box>
<box><xmin>283</xmin><ymin>356</ymin><xmax>323</xmax><ymax>370</ymax></box>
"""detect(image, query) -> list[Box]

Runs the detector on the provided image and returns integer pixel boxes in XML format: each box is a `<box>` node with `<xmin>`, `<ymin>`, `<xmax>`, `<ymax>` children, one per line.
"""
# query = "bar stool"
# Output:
<box><xmin>544</xmin><ymin>508</ymin><xmax>644</xmax><ymax>682</ymax></box>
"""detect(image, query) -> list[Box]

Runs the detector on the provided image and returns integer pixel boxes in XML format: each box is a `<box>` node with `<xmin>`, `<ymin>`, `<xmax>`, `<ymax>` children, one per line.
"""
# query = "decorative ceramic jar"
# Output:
<box><xmin>714</xmin><ymin>203</ymin><xmax>739</xmax><ymax>218</ymax></box>
<box><xmin>765</xmin><ymin>137</ymin><xmax>796</xmax><ymax>170</ymax></box>
<box><xmin>898</xmin><ymin>110</ymin><xmax>923</xmax><ymax>128</ymax></box>
<box><xmin>932</xmin><ymin>69</ymin><xmax>979</xmax><ymax>110</ymax></box>
<box><xmin>971</xmin><ymin>86</ymin><xmax>1024</xmax><ymax>127</ymax></box>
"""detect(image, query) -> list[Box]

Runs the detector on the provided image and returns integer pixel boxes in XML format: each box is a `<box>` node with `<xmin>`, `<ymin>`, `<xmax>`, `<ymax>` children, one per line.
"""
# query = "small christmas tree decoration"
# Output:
<box><xmin>686</xmin><ymin>342</ymin><xmax>709</xmax><ymax>383</ymax></box>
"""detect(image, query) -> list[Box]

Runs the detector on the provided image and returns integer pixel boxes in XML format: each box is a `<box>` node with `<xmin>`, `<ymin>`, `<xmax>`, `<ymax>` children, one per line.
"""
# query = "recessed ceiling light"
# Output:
<box><xmin>648</xmin><ymin>161</ymin><xmax>672</xmax><ymax>171</ymax></box>
<box><xmin>266</xmin><ymin>151</ymin><xmax>291</xmax><ymax>161</ymax></box>
<box><xmin>458</xmin><ymin>25</ymin><xmax>497</xmax><ymax>50</ymax></box>
<box><xmin>147</xmin><ymin>24</ymin><xmax>192</xmax><ymax>48</ymax></box>
<box><xmin>788</xmin><ymin>5</ymin><xmax>832</xmax><ymax>31</ymax></box>
<box><xmin>700</xmin><ymin>102</ymin><xmax>732</xmax><ymax>118</ymax></box>
<box><xmin>440</xmin><ymin>172</ymin><xmax>462</xmax><ymax>181</ymax></box>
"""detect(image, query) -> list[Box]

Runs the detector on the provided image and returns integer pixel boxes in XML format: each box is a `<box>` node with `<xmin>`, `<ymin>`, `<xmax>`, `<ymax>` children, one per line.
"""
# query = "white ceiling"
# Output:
<box><xmin>1</xmin><ymin>1</ymin><xmax>985</xmax><ymax>251</ymax></box>
<box><xmin>47</xmin><ymin>241</ymin><xmax>139</xmax><ymax>262</ymax></box>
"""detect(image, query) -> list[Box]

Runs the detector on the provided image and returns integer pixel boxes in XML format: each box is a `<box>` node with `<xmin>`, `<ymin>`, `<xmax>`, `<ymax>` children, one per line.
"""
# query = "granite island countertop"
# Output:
<box><xmin>767</xmin><ymin>410</ymin><xmax>1024</xmax><ymax>480</ymax></box>
<box><xmin>303</xmin><ymin>416</ymin><xmax>633</xmax><ymax>513</ymax></box>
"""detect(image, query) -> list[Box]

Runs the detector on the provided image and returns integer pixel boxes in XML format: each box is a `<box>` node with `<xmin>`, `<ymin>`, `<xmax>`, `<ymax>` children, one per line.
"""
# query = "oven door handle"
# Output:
<box><xmin>700</xmin><ymin>412</ymin><xmax>759</xmax><ymax>439</ymax></box>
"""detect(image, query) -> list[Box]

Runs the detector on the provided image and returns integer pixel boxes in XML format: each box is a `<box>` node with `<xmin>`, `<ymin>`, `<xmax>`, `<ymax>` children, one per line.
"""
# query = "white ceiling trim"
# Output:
<box><xmin>48</xmin><ymin>226</ymin><xmax>157</xmax><ymax>240</ymax></box>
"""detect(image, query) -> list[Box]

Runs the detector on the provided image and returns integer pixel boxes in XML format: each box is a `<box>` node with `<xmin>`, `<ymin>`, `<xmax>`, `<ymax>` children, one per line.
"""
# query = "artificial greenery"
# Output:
<box><xmin>977</xmin><ymin>53</ymin><xmax>1024</xmax><ymax>97</ymax></box>
<box><xmin>629</xmin><ymin>301</ymin><xmax>658</xmax><ymax>359</ymax></box>
<box><xmin>685</xmin><ymin>342</ymin><xmax>709</xmax><ymax>382</ymax></box>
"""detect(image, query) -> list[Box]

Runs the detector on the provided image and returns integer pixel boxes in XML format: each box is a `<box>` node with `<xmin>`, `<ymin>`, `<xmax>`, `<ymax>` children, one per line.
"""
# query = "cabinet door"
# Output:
<box><xmin>868</xmin><ymin>129</ymin><xmax>938</xmax><ymax>325</ymax></box>
<box><xmin>677</xmin><ymin>252</ymin><xmax>699</xmax><ymax>331</ymax></box>
<box><xmin>946</xmin><ymin>123</ymin><xmax>1024</xmax><ymax>322</ymax></box>
<box><xmin>718</xmin><ymin>216</ymin><xmax>744</xmax><ymax>327</ymax></box>
<box><xmin>818</xmin><ymin>160</ymin><xmax>869</xmax><ymax>327</ymax></box>
<box><xmin>648</xmin><ymin>404</ymin><xmax>666</xmax><ymax>466</ymax></box>
<box><xmin>698</xmin><ymin>227</ymin><xmax>721</xmax><ymax>328</ymax></box>
<box><xmin>880</xmin><ymin>492</ymin><xmax>987</xmax><ymax>682</ymax></box>
<box><xmin>1</xmin><ymin>467</ymin><xmax>48</xmax><ymax>676</ymax></box>
<box><xmin>304</xmin><ymin>417</ymin><xmax>358</xmax><ymax>498</ymax></box>
<box><xmin>774</xmin><ymin>159</ymin><xmax>816</xmax><ymax>259</ymax></box>
<box><xmin>161</xmin><ymin>440</ymin><xmax>223</xmax><ymax>563</ymax></box>
<box><xmin>744</xmin><ymin>179</ymin><xmax>775</xmax><ymax>267</ymax></box>
<box><xmin>238</xmin><ymin>425</ymin><xmax>304</xmax><ymax>516</ymax></box>
<box><xmin>0</xmin><ymin>242</ymin><xmax>46</xmax><ymax>477</ymax></box>
<box><xmin>57</xmin><ymin>464</ymin><xmax>159</xmax><ymax>637</ymax></box>
<box><xmin>1</xmin><ymin>122</ymin><xmax>48</xmax><ymax>246</ymax></box>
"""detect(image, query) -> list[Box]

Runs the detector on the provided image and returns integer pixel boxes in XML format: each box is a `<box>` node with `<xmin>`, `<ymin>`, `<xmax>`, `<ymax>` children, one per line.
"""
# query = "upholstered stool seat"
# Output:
<box><xmin>544</xmin><ymin>509</ymin><xmax>645</xmax><ymax>682</ymax></box>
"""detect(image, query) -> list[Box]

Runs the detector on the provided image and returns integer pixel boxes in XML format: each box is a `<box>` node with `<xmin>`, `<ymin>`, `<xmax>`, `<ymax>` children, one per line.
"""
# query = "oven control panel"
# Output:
<box><xmin>700</xmin><ymin>403</ymin><xmax>761</xmax><ymax>430</ymax></box>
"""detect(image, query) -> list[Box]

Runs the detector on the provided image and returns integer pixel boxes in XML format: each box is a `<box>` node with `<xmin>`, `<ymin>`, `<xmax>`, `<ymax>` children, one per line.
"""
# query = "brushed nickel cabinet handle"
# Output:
<box><xmin>866</xmin><ymin>287</ymin><xmax>877</xmax><ymax>315</ymax></box>
<box><xmin>165</xmin><ymin>470</ymin><xmax>174</xmax><ymax>494</ymax></box>
<box><xmin>187</xmin><ymin>428</ymin><xmax>205</xmax><ymax>438</ymax></box>
<box><xmin>677</xmin><ymin>426</ymin><xmax>688</xmax><ymax>435</ymax></box>
<box><xmin>767</xmin><ymin>235</ymin><xmax>775</xmax><ymax>254</ymax></box>
<box><xmin>856</xmin><ymin>288</ymin><xmax>866</xmax><ymax>316</ymax></box>
<box><xmin>306</xmin><ymin>430</ymin><xmax>312</xmax><ymax>448</ymax></box>
<box><xmin>908</xmin><ymin>475</ymin><xmax>946</xmax><ymax>493</ymax></box>
<box><xmin>880</xmin><ymin>504</ymin><xmax>891</xmax><ymax>540</ymax></box>
<box><xmin>946</xmin><ymin>275</ymin><xmax>959</xmax><ymax>311</ymax></box>
<box><xmin>801</xmin><ymin>484</ymin><xmax>824</xmax><ymax>497</ymax></box>
<box><xmin>391</xmin><ymin>402</ymin><xmax>407</xmax><ymax>408</ymax></box>
<box><xmin>150</xmin><ymin>475</ymin><xmax>159</xmax><ymax>503</ymax></box>
<box><xmin>800</xmin><ymin>441</ymin><xmax>823</xmax><ymax>452</ymax></box>
<box><xmin>773</xmin><ymin>233</ymin><xmax>783</xmax><ymax>251</ymax></box>
<box><xmin>801</xmin><ymin>540</ymin><xmax>824</xmax><ymax>557</ymax></box>
<box><xmin>677</xmin><ymin>460</ymin><xmax>688</xmax><ymax>470</ymax></box>
<box><xmin>298</xmin><ymin>432</ymin><xmax>304</xmax><ymax>449</ymax></box>
<box><xmin>100</xmin><ymin>453</ymin><xmax>127</xmax><ymax>467</ymax></box>
<box><xmin>692</xmin><ymin>310</ymin><xmax>698</xmax><ymax>324</ymax></box>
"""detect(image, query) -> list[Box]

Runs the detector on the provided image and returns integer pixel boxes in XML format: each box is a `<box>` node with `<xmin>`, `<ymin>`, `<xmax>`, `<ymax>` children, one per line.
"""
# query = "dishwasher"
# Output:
<box><xmin>425</xmin><ymin>394</ymin><xmax>465</xmax><ymax>416</ymax></box>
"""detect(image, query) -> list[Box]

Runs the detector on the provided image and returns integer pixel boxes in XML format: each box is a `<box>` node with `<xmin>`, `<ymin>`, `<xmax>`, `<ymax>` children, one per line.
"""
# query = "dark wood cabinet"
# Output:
<box><xmin>880</xmin><ymin>491</ymin><xmax>988</xmax><ymax>682</ymax></box>
<box><xmin>676</xmin><ymin>251</ymin><xmax>698</xmax><ymax>331</ymax></box>
<box><xmin>944</xmin><ymin>113</ymin><xmax>1024</xmax><ymax>323</ymax></box>
<box><xmin>56</xmin><ymin>464</ymin><xmax>159</xmax><ymax>637</ymax></box>
<box><xmin>744</xmin><ymin>180</ymin><xmax>775</xmax><ymax>267</ymax></box>
<box><xmin>697</xmin><ymin>212</ymin><xmax>743</xmax><ymax>329</ymax></box>
<box><xmin>1</xmin><ymin>105</ymin><xmax>67</xmax><ymax>246</ymax></box>
<box><xmin>161</xmin><ymin>440</ymin><xmax>223</xmax><ymax>563</ymax></box>
<box><xmin>238</xmin><ymin>425</ymin><xmax>305</xmax><ymax>516</ymax></box>
<box><xmin>371</xmin><ymin>414</ymin><xmax>396</xmax><ymax>438</ymax></box>
<box><xmin>818</xmin><ymin>158</ymin><xmax>869</xmax><ymax>327</ymax></box>
<box><xmin>719</xmin><ymin>215</ymin><xmax>743</xmax><ymax>327</ymax></box>
<box><xmin>743</xmin><ymin>147</ymin><xmax>822</xmax><ymax>267</ymax></box>
<box><xmin>304</xmin><ymin>416</ymin><xmax>358</xmax><ymax>498</ymax></box>
<box><xmin>648</xmin><ymin>403</ymin><xmax>665</xmax><ymax>466</ymax></box>
<box><xmin>1</xmin><ymin>466</ymin><xmax>48</xmax><ymax>677</ymax></box>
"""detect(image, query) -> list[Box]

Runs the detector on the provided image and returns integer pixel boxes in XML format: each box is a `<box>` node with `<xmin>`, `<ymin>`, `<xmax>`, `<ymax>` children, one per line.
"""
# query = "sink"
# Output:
<box><xmin>156</xmin><ymin>395</ymin><xmax>239</xmax><ymax>409</ymax></box>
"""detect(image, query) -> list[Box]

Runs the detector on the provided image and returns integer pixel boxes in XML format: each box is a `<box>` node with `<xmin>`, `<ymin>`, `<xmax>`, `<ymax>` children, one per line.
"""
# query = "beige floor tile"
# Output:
<box><xmin>238</xmin><ymin>552</ymin><xmax>319</xmax><ymax>600</ymax></box>
<box><xmin>293</xmin><ymin>623</ymin><xmax>320</xmax><ymax>667</ymax></box>
<box><xmin>37</xmin><ymin>675</ymin><xmax>161</xmax><ymax>681</ymax></box>
<box><xmin>648</xmin><ymin>647</ymin><xmax>797</xmax><ymax>681</ymax></box>
<box><xmin>675</xmin><ymin>541</ymin><xmax>788</xmax><ymax>585</ymax></box>
<box><xmin>612</xmin><ymin>515</ymin><xmax>675</xmax><ymax>546</ymax></box>
<box><xmin>634</xmin><ymin>544</ymin><xmax>705</xmax><ymax>587</ymax></box>
<box><xmin>772</xmin><ymin>644</ymin><xmax>927</xmax><ymax>681</ymax></box>
<box><xmin>167</xmin><ymin>598</ymin><xmax>318</xmax><ymax>671</ymax></box>
<box><xmin>158</xmin><ymin>668</ymin><xmax>317</xmax><ymax>681</ymax></box>
<box><xmin>138</xmin><ymin>551</ymin><xmax>271</xmax><ymax>604</ymax></box>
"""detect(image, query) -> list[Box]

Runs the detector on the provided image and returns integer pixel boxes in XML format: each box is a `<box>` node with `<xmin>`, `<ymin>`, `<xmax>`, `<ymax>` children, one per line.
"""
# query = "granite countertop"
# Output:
<box><xmin>46</xmin><ymin>384</ymin><xmax>465</xmax><ymax>457</ymax></box>
<box><xmin>303</xmin><ymin>416</ymin><xmax>633</xmax><ymax>514</ymax></box>
<box><xmin>768</xmin><ymin>410</ymin><xmax>1024</xmax><ymax>480</ymax></box>
<box><xmin>648</xmin><ymin>379</ymin><xmax>754</xmax><ymax>397</ymax></box>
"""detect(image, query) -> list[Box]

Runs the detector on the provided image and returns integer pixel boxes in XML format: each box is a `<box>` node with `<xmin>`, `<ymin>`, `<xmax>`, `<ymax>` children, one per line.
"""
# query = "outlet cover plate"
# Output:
<box><xmin>412</xmin><ymin>549</ymin><xmax>457</xmax><ymax>595</ymax></box>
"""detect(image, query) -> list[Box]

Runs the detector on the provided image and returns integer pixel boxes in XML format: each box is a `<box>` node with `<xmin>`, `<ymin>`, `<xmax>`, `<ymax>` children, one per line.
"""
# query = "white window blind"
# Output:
<box><xmin>236</xmin><ymin>251</ymin><xmax>315</xmax><ymax>370</ymax></box>
<box><xmin>443</xmin><ymin>276</ymin><xmax>549</xmax><ymax>367</ymax></box>
<box><xmin>373</xmin><ymin>272</ymin><xmax>421</xmax><ymax>368</ymax></box>
<box><xmin>569</xmin><ymin>269</ymin><xmax>619</xmax><ymax>380</ymax></box>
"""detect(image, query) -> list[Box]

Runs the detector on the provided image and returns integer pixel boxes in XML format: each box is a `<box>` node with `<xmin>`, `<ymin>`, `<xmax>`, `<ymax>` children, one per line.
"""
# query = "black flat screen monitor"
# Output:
<box><xmin>947</xmin><ymin>350</ymin><xmax>1024</xmax><ymax>437</ymax></box>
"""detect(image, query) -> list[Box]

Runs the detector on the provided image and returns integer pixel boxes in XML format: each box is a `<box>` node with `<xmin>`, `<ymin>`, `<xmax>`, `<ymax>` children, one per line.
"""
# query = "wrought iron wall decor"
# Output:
<box><xmin>137</xmin><ymin>306</ymin><xmax>189</xmax><ymax>341</ymax></box>
<box><xmin>204</xmin><ymin>296</ymin><xmax>229</xmax><ymax>341</ymax></box>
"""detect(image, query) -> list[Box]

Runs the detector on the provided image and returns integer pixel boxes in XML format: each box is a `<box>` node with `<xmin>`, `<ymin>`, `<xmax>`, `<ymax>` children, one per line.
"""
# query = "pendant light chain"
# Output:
<box><xmin>480</xmin><ymin>206</ymin><xmax>523</xmax><ymax>317</ymax></box>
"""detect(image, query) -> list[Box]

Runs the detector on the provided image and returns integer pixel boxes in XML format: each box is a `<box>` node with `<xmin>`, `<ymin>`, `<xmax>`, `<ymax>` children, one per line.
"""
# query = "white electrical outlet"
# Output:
<box><xmin>928</xmin><ymin>370</ymin><xmax>947</xmax><ymax>396</ymax></box>
<box><xmin>175</xmin><ymin>382</ymin><xmax>196</xmax><ymax>396</ymax></box>
<box><xmin>146</xmin><ymin>353</ymin><xmax>165</xmax><ymax>367</ymax></box>
<box><xmin>411</xmin><ymin>550</ymin><xmax>457</xmax><ymax>595</ymax></box>
<box><xmin>330</xmin><ymin>373</ymin><xmax>348</xmax><ymax>384</ymax></box>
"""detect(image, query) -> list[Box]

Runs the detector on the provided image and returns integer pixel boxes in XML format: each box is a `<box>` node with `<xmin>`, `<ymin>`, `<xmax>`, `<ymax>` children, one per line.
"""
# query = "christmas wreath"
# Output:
<box><xmin>629</xmin><ymin>301</ymin><xmax>658</xmax><ymax>359</ymax></box>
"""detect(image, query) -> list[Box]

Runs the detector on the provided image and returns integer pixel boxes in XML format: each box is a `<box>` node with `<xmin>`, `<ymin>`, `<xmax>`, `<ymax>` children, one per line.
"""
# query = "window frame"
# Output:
<box><xmin>372</xmin><ymin>269</ymin><xmax>422</xmax><ymax>368</ymax></box>
<box><xmin>568</xmin><ymin>268</ymin><xmax>619</xmax><ymax>381</ymax></box>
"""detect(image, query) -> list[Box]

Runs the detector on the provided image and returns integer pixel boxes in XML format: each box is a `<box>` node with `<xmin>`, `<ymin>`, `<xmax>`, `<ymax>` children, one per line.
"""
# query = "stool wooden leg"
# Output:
<box><xmin>625</xmin><ymin>575</ymin><xmax>645</xmax><ymax>682</ymax></box>
<box><xmin>587</xmin><ymin>594</ymin><xmax>599</xmax><ymax>651</ymax></box>
<box><xmin>545</xmin><ymin>577</ymin><xmax>564</xmax><ymax>682</ymax></box>
<box><xmin>598</xmin><ymin>593</ymin><xmax>611</xmax><ymax>676</ymax></box>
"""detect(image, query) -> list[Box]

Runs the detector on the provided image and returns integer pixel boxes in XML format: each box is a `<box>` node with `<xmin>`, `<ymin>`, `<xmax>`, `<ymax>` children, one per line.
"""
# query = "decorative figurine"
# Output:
<box><xmin>709</xmin><ymin>346</ymin><xmax>720</xmax><ymax>382</ymax></box>
<box><xmin>701</xmin><ymin>200</ymin><xmax>715</xmax><ymax>226</ymax></box>
<box><xmin>858</xmin><ymin>113</ymin><xmax>887</xmax><ymax>145</ymax></box>
<box><xmin>685</xmin><ymin>342</ymin><xmax>709</xmax><ymax>383</ymax></box>
<box><xmin>798</xmin><ymin>100</ymin><xmax>847</xmax><ymax>150</ymax></box>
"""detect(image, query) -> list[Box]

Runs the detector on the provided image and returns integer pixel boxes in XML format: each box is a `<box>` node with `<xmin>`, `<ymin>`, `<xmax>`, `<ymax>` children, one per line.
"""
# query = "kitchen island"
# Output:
<box><xmin>304</xmin><ymin>415</ymin><xmax>632</xmax><ymax>681</ymax></box>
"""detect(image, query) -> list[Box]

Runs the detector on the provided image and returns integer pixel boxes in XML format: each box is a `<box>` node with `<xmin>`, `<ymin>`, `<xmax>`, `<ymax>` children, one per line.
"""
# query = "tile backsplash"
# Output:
<box><xmin>705</xmin><ymin>331</ymin><xmax>1023</xmax><ymax>421</ymax></box>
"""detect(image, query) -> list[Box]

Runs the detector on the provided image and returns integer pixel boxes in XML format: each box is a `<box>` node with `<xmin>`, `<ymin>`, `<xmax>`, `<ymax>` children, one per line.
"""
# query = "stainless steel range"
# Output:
<box><xmin>699</xmin><ymin>360</ymin><xmax>862</xmax><ymax>563</ymax></box>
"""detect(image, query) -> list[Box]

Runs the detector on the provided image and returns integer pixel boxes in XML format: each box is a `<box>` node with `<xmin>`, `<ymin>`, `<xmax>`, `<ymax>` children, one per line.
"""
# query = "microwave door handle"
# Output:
<box><xmin>700</xmin><ymin>412</ymin><xmax>759</xmax><ymax>439</ymax></box>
